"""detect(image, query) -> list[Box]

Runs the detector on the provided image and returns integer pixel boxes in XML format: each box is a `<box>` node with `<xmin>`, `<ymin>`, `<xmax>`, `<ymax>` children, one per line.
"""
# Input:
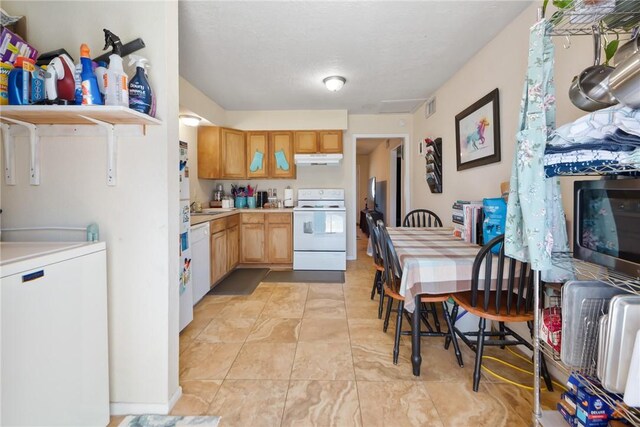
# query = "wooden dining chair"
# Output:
<box><xmin>403</xmin><ymin>209</ymin><xmax>443</xmax><ymax>228</ymax></box>
<box><xmin>401</xmin><ymin>209</ymin><xmax>444</xmax><ymax>332</ymax></box>
<box><xmin>366</xmin><ymin>212</ymin><xmax>386</xmax><ymax>318</ymax></box>
<box><xmin>374</xmin><ymin>220</ymin><xmax>463</xmax><ymax>367</ymax></box>
<box><xmin>449</xmin><ymin>234</ymin><xmax>553</xmax><ymax>392</ymax></box>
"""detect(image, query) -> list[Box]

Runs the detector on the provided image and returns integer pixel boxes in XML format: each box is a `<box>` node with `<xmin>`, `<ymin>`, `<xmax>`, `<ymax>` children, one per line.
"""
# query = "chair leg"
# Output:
<box><xmin>393</xmin><ymin>300</ymin><xmax>404</xmax><ymax>364</ymax></box>
<box><xmin>430</xmin><ymin>302</ymin><xmax>442</xmax><ymax>333</ymax></box>
<box><xmin>473</xmin><ymin>317</ymin><xmax>487</xmax><ymax>392</ymax></box>
<box><xmin>383</xmin><ymin>296</ymin><xmax>393</xmax><ymax>333</ymax></box>
<box><xmin>441</xmin><ymin>302</ymin><xmax>464</xmax><ymax>367</ymax></box>
<box><xmin>377</xmin><ymin>278</ymin><xmax>386</xmax><ymax>319</ymax></box>
<box><xmin>445</xmin><ymin>302</ymin><xmax>459</xmax><ymax>350</ymax></box>
<box><xmin>497</xmin><ymin>321</ymin><xmax>507</xmax><ymax>349</ymax></box>
<box><xmin>370</xmin><ymin>270</ymin><xmax>380</xmax><ymax>300</ymax></box>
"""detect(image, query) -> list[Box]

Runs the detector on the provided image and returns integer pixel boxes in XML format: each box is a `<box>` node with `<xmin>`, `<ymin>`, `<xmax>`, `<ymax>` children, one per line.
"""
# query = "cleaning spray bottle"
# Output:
<box><xmin>128</xmin><ymin>55</ymin><xmax>152</xmax><ymax>115</ymax></box>
<box><xmin>94</xmin><ymin>61</ymin><xmax>108</xmax><ymax>97</ymax></box>
<box><xmin>102</xmin><ymin>29</ymin><xmax>128</xmax><ymax>107</ymax></box>
<box><xmin>79</xmin><ymin>44</ymin><xmax>103</xmax><ymax>105</ymax></box>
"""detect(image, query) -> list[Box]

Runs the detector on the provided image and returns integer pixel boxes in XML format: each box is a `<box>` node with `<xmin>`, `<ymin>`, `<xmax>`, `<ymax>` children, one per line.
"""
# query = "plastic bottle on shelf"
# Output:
<box><xmin>128</xmin><ymin>55</ymin><xmax>153</xmax><ymax>115</ymax></box>
<box><xmin>94</xmin><ymin>61</ymin><xmax>108</xmax><ymax>96</ymax></box>
<box><xmin>7</xmin><ymin>56</ymin><xmax>31</xmax><ymax>105</ymax></box>
<box><xmin>102</xmin><ymin>29</ymin><xmax>129</xmax><ymax>107</ymax></box>
<box><xmin>79</xmin><ymin>44</ymin><xmax>103</xmax><ymax>105</ymax></box>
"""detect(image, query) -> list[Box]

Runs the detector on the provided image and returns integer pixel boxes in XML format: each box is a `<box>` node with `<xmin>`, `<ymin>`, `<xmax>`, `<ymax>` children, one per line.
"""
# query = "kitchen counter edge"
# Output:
<box><xmin>190</xmin><ymin>209</ymin><xmax>294</xmax><ymax>226</ymax></box>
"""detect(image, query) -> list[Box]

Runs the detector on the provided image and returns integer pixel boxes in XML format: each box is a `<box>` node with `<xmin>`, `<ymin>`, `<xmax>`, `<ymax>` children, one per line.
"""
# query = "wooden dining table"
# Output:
<box><xmin>386</xmin><ymin>227</ymin><xmax>485</xmax><ymax>376</ymax></box>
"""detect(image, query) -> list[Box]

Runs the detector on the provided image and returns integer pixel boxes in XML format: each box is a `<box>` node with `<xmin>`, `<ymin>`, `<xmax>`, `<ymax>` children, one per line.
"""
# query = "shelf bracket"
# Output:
<box><xmin>1</xmin><ymin>123</ymin><xmax>15</xmax><ymax>185</ymax></box>
<box><xmin>79</xmin><ymin>115</ymin><xmax>117</xmax><ymax>186</ymax></box>
<box><xmin>2</xmin><ymin>117</ymin><xmax>40</xmax><ymax>185</ymax></box>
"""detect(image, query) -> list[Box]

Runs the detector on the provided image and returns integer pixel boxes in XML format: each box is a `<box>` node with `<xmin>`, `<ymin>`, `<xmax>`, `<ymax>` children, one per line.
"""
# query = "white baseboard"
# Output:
<box><xmin>110</xmin><ymin>386</ymin><xmax>182</xmax><ymax>416</ymax></box>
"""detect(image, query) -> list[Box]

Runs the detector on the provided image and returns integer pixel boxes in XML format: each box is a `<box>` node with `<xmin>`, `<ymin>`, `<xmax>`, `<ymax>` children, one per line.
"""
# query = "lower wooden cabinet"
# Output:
<box><xmin>240</xmin><ymin>223</ymin><xmax>266</xmax><ymax>263</ymax></box>
<box><xmin>211</xmin><ymin>230</ymin><xmax>227</xmax><ymax>285</ymax></box>
<box><xmin>227</xmin><ymin>225</ymin><xmax>239</xmax><ymax>270</ymax></box>
<box><xmin>240</xmin><ymin>212</ymin><xmax>292</xmax><ymax>265</ymax></box>
<box><xmin>210</xmin><ymin>215</ymin><xmax>240</xmax><ymax>286</ymax></box>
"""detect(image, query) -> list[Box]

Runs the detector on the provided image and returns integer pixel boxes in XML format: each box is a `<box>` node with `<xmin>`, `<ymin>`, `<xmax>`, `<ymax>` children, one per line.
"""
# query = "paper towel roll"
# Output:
<box><xmin>284</xmin><ymin>188</ymin><xmax>294</xmax><ymax>207</ymax></box>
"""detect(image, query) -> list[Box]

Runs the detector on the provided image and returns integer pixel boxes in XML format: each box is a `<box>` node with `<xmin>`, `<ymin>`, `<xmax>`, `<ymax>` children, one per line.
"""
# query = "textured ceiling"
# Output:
<box><xmin>179</xmin><ymin>1</ymin><xmax>530</xmax><ymax>114</ymax></box>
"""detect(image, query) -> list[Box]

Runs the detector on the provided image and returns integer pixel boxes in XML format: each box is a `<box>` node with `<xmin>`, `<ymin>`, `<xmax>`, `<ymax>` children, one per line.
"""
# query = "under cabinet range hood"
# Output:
<box><xmin>294</xmin><ymin>153</ymin><xmax>343</xmax><ymax>166</ymax></box>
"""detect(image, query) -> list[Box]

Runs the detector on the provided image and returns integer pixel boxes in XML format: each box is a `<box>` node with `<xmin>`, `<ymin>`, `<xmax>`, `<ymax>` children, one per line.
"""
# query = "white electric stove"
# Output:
<box><xmin>293</xmin><ymin>189</ymin><xmax>346</xmax><ymax>270</ymax></box>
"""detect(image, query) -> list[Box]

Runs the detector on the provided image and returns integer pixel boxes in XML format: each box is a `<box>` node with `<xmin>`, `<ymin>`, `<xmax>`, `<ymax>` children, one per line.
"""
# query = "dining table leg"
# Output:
<box><xmin>411</xmin><ymin>294</ymin><xmax>422</xmax><ymax>376</ymax></box>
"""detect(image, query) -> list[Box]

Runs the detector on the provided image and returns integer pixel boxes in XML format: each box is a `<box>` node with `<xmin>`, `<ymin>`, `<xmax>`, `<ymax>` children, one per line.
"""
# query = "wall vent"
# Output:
<box><xmin>425</xmin><ymin>97</ymin><xmax>436</xmax><ymax>119</ymax></box>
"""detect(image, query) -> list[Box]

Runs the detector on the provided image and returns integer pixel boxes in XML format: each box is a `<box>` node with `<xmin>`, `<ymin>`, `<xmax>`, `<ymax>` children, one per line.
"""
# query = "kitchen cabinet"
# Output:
<box><xmin>319</xmin><ymin>130</ymin><xmax>343</xmax><ymax>153</ymax></box>
<box><xmin>267</xmin><ymin>214</ymin><xmax>292</xmax><ymax>264</ymax></box>
<box><xmin>293</xmin><ymin>130</ymin><xmax>343</xmax><ymax>154</ymax></box>
<box><xmin>240</xmin><ymin>212</ymin><xmax>292</xmax><ymax>265</ymax></box>
<box><xmin>246</xmin><ymin>132</ymin><xmax>269</xmax><ymax>179</ymax></box>
<box><xmin>269</xmin><ymin>131</ymin><xmax>296</xmax><ymax>179</ymax></box>
<box><xmin>221</xmin><ymin>128</ymin><xmax>246</xmax><ymax>178</ymax></box>
<box><xmin>210</xmin><ymin>215</ymin><xmax>240</xmax><ymax>286</ymax></box>
<box><xmin>227</xmin><ymin>224</ymin><xmax>239</xmax><ymax>270</ymax></box>
<box><xmin>294</xmin><ymin>131</ymin><xmax>318</xmax><ymax>153</ymax></box>
<box><xmin>197</xmin><ymin>126</ymin><xmax>246</xmax><ymax>179</ymax></box>
<box><xmin>240</xmin><ymin>213</ymin><xmax>266</xmax><ymax>263</ymax></box>
<box><xmin>211</xmin><ymin>230</ymin><xmax>227</xmax><ymax>284</ymax></box>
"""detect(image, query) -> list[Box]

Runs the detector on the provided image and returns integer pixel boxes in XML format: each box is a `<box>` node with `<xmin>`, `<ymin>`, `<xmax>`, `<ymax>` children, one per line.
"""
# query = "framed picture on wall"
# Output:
<box><xmin>454</xmin><ymin>88</ymin><xmax>501</xmax><ymax>171</ymax></box>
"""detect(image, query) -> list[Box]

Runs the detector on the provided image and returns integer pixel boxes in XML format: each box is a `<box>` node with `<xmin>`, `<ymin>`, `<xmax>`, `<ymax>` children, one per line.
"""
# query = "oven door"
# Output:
<box><xmin>294</xmin><ymin>209</ymin><xmax>346</xmax><ymax>251</ymax></box>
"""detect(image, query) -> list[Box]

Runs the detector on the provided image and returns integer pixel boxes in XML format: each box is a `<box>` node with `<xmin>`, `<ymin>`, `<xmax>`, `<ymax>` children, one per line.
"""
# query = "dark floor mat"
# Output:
<box><xmin>262</xmin><ymin>270</ymin><xmax>345</xmax><ymax>283</ymax></box>
<box><xmin>207</xmin><ymin>268</ymin><xmax>270</xmax><ymax>295</ymax></box>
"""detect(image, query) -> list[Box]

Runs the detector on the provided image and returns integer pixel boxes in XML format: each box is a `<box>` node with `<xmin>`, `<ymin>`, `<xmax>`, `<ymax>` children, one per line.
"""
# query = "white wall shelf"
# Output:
<box><xmin>0</xmin><ymin>106</ymin><xmax>162</xmax><ymax>186</ymax></box>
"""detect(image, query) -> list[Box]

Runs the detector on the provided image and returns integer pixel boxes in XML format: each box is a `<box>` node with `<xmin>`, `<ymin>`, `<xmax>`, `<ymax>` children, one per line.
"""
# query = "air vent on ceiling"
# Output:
<box><xmin>425</xmin><ymin>97</ymin><xmax>436</xmax><ymax>119</ymax></box>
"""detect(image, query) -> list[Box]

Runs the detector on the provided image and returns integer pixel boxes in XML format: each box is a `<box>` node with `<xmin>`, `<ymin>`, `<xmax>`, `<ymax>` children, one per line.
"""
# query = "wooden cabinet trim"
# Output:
<box><xmin>267</xmin><ymin>213</ymin><xmax>292</xmax><ymax>224</ymax></box>
<box><xmin>241</xmin><ymin>213</ymin><xmax>265</xmax><ymax>223</ymax></box>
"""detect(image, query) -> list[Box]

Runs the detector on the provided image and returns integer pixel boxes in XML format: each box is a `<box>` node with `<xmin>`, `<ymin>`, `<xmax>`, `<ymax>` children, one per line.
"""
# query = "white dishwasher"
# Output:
<box><xmin>191</xmin><ymin>221</ymin><xmax>211</xmax><ymax>304</ymax></box>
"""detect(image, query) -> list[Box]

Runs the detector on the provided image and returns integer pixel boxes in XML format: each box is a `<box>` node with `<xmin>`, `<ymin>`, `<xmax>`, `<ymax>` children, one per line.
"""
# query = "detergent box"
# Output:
<box><xmin>0</xmin><ymin>28</ymin><xmax>38</xmax><ymax>65</ymax></box>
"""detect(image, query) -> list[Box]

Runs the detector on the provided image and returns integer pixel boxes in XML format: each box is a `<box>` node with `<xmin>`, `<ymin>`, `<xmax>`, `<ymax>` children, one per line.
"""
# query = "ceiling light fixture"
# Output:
<box><xmin>179</xmin><ymin>114</ymin><xmax>201</xmax><ymax>127</ymax></box>
<box><xmin>323</xmin><ymin>76</ymin><xmax>346</xmax><ymax>92</ymax></box>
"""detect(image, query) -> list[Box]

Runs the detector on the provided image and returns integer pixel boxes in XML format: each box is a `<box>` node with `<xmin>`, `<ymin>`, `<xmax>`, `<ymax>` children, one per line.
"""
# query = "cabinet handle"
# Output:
<box><xmin>22</xmin><ymin>270</ymin><xmax>44</xmax><ymax>283</ymax></box>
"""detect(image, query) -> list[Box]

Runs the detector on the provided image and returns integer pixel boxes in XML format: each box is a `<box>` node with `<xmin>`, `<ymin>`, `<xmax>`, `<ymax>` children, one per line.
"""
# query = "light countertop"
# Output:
<box><xmin>190</xmin><ymin>208</ymin><xmax>294</xmax><ymax>226</ymax></box>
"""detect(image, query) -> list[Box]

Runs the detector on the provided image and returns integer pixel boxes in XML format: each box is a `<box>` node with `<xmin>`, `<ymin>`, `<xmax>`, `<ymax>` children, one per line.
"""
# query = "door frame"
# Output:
<box><xmin>388</xmin><ymin>142</ymin><xmax>403</xmax><ymax>228</ymax></box>
<box><xmin>350</xmin><ymin>133</ymin><xmax>411</xmax><ymax>260</ymax></box>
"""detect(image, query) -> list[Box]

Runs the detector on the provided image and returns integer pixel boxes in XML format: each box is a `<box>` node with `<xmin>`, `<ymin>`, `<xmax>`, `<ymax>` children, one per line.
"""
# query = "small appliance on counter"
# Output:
<box><xmin>256</xmin><ymin>191</ymin><xmax>269</xmax><ymax>208</ymax></box>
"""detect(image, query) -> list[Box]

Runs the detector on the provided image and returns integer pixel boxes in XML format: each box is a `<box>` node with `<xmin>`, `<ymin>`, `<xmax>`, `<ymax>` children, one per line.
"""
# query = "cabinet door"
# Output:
<box><xmin>197</xmin><ymin>126</ymin><xmax>221</xmax><ymax>179</ymax></box>
<box><xmin>240</xmin><ymin>223</ymin><xmax>266</xmax><ymax>263</ymax></box>
<box><xmin>269</xmin><ymin>131</ymin><xmax>296</xmax><ymax>179</ymax></box>
<box><xmin>294</xmin><ymin>131</ymin><xmax>318</xmax><ymax>154</ymax></box>
<box><xmin>227</xmin><ymin>225</ymin><xmax>239</xmax><ymax>271</ymax></box>
<box><xmin>267</xmin><ymin>222</ymin><xmax>292</xmax><ymax>264</ymax></box>
<box><xmin>246</xmin><ymin>132</ymin><xmax>269</xmax><ymax>179</ymax></box>
<box><xmin>221</xmin><ymin>128</ymin><xmax>246</xmax><ymax>179</ymax></box>
<box><xmin>319</xmin><ymin>130</ymin><xmax>343</xmax><ymax>153</ymax></box>
<box><xmin>211</xmin><ymin>231</ymin><xmax>228</xmax><ymax>284</ymax></box>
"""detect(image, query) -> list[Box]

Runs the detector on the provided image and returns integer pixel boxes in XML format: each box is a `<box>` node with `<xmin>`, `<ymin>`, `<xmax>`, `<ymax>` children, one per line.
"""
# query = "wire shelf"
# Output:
<box><xmin>551</xmin><ymin>253</ymin><xmax>640</xmax><ymax>295</ymax></box>
<box><xmin>539</xmin><ymin>340</ymin><xmax>640</xmax><ymax>425</ymax></box>
<box><xmin>546</xmin><ymin>0</ymin><xmax>640</xmax><ymax>37</ymax></box>
<box><xmin>545</xmin><ymin>163</ymin><xmax>640</xmax><ymax>177</ymax></box>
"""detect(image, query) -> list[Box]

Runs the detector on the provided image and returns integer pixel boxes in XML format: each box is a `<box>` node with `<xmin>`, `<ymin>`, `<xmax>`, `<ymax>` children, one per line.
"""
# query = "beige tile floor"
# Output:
<box><xmin>110</xmin><ymin>230</ymin><xmax>560</xmax><ymax>427</ymax></box>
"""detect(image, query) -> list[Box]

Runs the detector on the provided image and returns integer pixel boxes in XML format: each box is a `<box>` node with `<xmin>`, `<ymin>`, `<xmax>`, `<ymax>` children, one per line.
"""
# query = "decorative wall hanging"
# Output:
<box><xmin>424</xmin><ymin>137</ymin><xmax>442</xmax><ymax>193</ymax></box>
<box><xmin>455</xmin><ymin>88</ymin><xmax>501</xmax><ymax>171</ymax></box>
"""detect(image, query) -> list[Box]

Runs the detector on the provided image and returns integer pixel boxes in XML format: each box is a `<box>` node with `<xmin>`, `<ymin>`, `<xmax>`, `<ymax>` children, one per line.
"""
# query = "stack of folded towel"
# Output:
<box><xmin>544</xmin><ymin>105</ymin><xmax>640</xmax><ymax>177</ymax></box>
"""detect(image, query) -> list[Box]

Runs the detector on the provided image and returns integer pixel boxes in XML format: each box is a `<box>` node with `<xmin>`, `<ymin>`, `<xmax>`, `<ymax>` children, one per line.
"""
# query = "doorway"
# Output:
<box><xmin>351</xmin><ymin>134</ymin><xmax>411</xmax><ymax>259</ymax></box>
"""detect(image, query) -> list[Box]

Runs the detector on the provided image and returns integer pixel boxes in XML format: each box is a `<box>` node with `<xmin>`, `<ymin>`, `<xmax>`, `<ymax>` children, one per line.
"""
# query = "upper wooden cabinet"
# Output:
<box><xmin>294</xmin><ymin>131</ymin><xmax>318</xmax><ymax>153</ymax></box>
<box><xmin>221</xmin><ymin>128</ymin><xmax>246</xmax><ymax>178</ymax></box>
<box><xmin>269</xmin><ymin>131</ymin><xmax>296</xmax><ymax>179</ymax></box>
<box><xmin>319</xmin><ymin>131</ymin><xmax>343</xmax><ymax>153</ymax></box>
<box><xmin>246</xmin><ymin>132</ymin><xmax>269</xmax><ymax>179</ymax></box>
<box><xmin>197</xmin><ymin>126</ymin><xmax>246</xmax><ymax>179</ymax></box>
<box><xmin>294</xmin><ymin>130</ymin><xmax>343</xmax><ymax>154</ymax></box>
<box><xmin>197</xmin><ymin>126</ymin><xmax>222</xmax><ymax>179</ymax></box>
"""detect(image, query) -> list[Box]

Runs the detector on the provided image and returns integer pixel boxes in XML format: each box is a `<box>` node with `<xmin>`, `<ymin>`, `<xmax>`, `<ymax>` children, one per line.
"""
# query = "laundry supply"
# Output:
<box><xmin>94</xmin><ymin>61</ymin><xmax>107</xmax><ymax>95</ymax></box>
<box><xmin>0</xmin><ymin>61</ymin><xmax>13</xmax><ymax>104</ymax></box>
<box><xmin>44</xmin><ymin>53</ymin><xmax>75</xmax><ymax>104</ymax></box>
<box><xmin>30</xmin><ymin>62</ymin><xmax>45</xmax><ymax>103</ymax></box>
<box><xmin>79</xmin><ymin>44</ymin><xmax>102</xmax><ymax>105</ymax></box>
<box><xmin>102</xmin><ymin>29</ymin><xmax>128</xmax><ymax>107</ymax></box>
<box><xmin>128</xmin><ymin>55</ymin><xmax>153</xmax><ymax>115</ymax></box>
<box><xmin>8</xmin><ymin>56</ymin><xmax>32</xmax><ymax>104</ymax></box>
<box><xmin>74</xmin><ymin>60</ymin><xmax>82</xmax><ymax>105</ymax></box>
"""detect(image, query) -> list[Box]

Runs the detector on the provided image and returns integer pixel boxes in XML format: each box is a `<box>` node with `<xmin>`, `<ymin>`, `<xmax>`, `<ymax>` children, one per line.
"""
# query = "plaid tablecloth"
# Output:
<box><xmin>388</xmin><ymin>227</ymin><xmax>484</xmax><ymax>313</ymax></box>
